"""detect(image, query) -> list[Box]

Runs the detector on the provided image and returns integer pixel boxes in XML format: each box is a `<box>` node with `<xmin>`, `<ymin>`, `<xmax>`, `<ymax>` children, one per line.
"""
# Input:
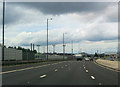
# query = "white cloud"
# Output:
<box><xmin>0</xmin><ymin>2</ymin><xmax>118</xmax><ymax>53</ymax></box>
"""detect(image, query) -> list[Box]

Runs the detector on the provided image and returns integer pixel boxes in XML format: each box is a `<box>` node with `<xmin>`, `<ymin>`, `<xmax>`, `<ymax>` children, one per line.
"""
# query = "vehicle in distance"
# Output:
<box><xmin>89</xmin><ymin>57</ymin><xmax>93</xmax><ymax>61</ymax></box>
<box><xmin>85</xmin><ymin>57</ymin><xmax>90</xmax><ymax>61</ymax></box>
<box><xmin>74</xmin><ymin>54</ymin><xmax>83</xmax><ymax>61</ymax></box>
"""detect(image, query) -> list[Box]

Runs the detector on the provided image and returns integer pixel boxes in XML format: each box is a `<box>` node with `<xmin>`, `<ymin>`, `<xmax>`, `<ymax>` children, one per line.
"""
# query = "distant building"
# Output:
<box><xmin>35</xmin><ymin>53</ymin><xmax>46</xmax><ymax>60</ymax></box>
<box><xmin>104</xmin><ymin>52</ymin><xmax>117</xmax><ymax>55</ymax></box>
<box><xmin>104</xmin><ymin>51</ymin><xmax>117</xmax><ymax>59</ymax></box>
<box><xmin>0</xmin><ymin>46</ymin><xmax>22</xmax><ymax>61</ymax></box>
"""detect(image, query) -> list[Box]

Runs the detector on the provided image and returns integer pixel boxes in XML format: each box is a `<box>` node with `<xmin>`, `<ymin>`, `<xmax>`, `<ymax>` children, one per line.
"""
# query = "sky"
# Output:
<box><xmin>0</xmin><ymin>2</ymin><xmax>118</xmax><ymax>54</ymax></box>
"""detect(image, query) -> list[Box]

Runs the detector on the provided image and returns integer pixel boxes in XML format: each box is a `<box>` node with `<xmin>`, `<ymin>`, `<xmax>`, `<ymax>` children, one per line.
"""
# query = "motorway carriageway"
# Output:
<box><xmin>1</xmin><ymin>60</ymin><xmax>119</xmax><ymax>85</ymax></box>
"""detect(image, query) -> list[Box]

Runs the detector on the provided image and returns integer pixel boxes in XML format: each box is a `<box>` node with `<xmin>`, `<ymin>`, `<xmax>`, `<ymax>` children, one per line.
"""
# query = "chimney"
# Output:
<box><xmin>33</xmin><ymin>44</ymin><xmax>34</xmax><ymax>51</ymax></box>
<box><xmin>31</xmin><ymin>43</ymin><xmax>32</xmax><ymax>51</ymax></box>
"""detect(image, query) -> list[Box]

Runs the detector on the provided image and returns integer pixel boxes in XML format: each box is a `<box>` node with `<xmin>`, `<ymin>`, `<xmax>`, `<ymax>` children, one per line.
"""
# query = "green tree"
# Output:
<box><xmin>94</xmin><ymin>52</ymin><xmax>98</xmax><ymax>57</ymax></box>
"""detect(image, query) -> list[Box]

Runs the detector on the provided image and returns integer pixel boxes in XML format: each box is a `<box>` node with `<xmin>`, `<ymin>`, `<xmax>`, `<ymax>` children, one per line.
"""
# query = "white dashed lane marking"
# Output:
<box><xmin>40</xmin><ymin>75</ymin><xmax>46</xmax><ymax>78</ymax></box>
<box><xmin>85</xmin><ymin>70</ymin><xmax>88</xmax><ymax>73</ymax></box>
<box><xmin>99</xmin><ymin>83</ymin><xmax>102</xmax><ymax>85</ymax></box>
<box><xmin>65</xmin><ymin>65</ymin><xmax>67</xmax><ymax>67</ymax></box>
<box><xmin>27</xmin><ymin>81</ymin><xmax>30</xmax><ymax>84</ymax></box>
<box><xmin>91</xmin><ymin>76</ymin><xmax>95</xmax><ymax>80</ymax></box>
<box><xmin>55</xmin><ymin>69</ymin><xmax>58</xmax><ymax>72</ymax></box>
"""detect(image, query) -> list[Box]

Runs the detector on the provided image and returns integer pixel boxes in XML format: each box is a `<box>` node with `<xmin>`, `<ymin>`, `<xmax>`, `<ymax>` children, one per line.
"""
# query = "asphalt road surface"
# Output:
<box><xmin>2</xmin><ymin>60</ymin><xmax>119</xmax><ymax>85</ymax></box>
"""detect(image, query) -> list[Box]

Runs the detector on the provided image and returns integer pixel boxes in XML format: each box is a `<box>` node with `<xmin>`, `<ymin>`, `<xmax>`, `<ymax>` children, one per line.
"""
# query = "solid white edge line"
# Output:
<box><xmin>55</xmin><ymin>69</ymin><xmax>58</xmax><ymax>72</ymax></box>
<box><xmin>1</xmin><ymin>61</ymin><xmax>65</xmax><ymax>74</ymax></box>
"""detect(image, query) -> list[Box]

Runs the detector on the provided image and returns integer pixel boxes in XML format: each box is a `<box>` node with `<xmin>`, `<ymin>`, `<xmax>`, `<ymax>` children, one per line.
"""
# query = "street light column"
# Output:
<box><xmin>52</xmin><ymin>45</ymin><xmax>55</xmax><ymax>53</ymax></box>
<box><xmin>43</xmin><ymin>46</ymin><xmax>45</xmax><ymax>53</ymax></box>
<box><xmin>71</xmin><ymin>40</ymin><xmax>73</xmax><ymax>55</ymax></box>
<box><xmin>47</xmin><ymin>19</ymin><xmax>48</xmax><ymax>60</ymax></box>
<box><xmin>63</xmin><ymin>33</ymin><xmax>66</xmax><ymax>60</ymax></box>
<box><xmin>46</xmin><ymin>18</ymin><xmax>52</xmax><ymax>60</ymax></box>
<box><xmin>37</xmin><ymin>45</ymin><xmax>40</xmax><ymax>53</ymax></box>
<box><xmin>2</xmin><ymin>1</ymin><xmax>5</xmax><ymax>61</ymax></box>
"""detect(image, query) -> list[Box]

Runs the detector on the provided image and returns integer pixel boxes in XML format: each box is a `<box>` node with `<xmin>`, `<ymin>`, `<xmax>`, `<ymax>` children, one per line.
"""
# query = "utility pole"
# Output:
<box><xmin>37</xmin><ymin>45</ymin><xmax>40</xmax><ymax>53</ymax></box>
<box><xmin>71</xmin><ymin>40</ymin><xmax>73</xmax><ymax>55</ymax></box>
<box><xmin>52</xmin><ymin>45</ymin><xmax>55</xmax><ymax>53</ymax></box>
<box><xmin>2</xmin><ymin>0</ymin><xmax>5</xmax><ymax>61</ymax></box>
<box><xmin>43</xmin><ymin>46</ymin><xmax>45</xmax><ymax>53</ymax></box>
<box><xmin>30</xmin><ymin>43</ymin><xmax>32</xmax><ymax>51</ymax></box>
<box><xmin>63</xmin><ymin>33</ymin><xmax>66</xmax><ymax>60</ymax></box>
<box><xmin>47</xmin><ymin>19</ymin><xmax>48</xmax><ymax>60</ymax></box>
<box><xmin>33</xmin><ymin>44</ymin><xmax>34</xmax><ymax>51</ymax></box>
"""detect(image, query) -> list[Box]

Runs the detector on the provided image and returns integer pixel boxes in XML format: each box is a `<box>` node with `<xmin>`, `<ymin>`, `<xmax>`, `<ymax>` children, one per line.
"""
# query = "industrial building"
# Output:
<box><xmin>0</xmin><ymin>46</ymin><xmax>22</xmax><ymax>61</ymax></box>
<box><xmin>0</xmin><ymin>44</ymin><xmax>74</xmax><ymax>61</ymax></box>
<box><xmin>0</xmin><ymin>46</ymin><xmax>35</xmax><ymax>61</ymax></box>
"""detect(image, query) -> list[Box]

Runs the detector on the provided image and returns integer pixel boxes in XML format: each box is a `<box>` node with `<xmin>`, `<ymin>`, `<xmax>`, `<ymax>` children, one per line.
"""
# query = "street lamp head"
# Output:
<box><xmin>50</xmin><ymin>18</ymin><xmax>52</xmax><ymax>20</ymax></box>
<box><xmin>47</xmin><ymin>18</ymin><xmax>53</xmax><ymax>20</ymax></box>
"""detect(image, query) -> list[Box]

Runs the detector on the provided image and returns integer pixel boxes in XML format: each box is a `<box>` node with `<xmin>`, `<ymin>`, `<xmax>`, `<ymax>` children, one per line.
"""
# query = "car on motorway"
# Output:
<box><xmin>84</xmin><ymin>57</ymin><xmax>90</xmax><ymax>61</ymax></box>
<box><xmin>89</xmin><ymin>57</ymin><xmax>93</xmax><ymax>61</ymax></box>
<box><xmin>90</xmin><ymin>58</ymin><xmax>93</xmax><ymax>61</ymax></box>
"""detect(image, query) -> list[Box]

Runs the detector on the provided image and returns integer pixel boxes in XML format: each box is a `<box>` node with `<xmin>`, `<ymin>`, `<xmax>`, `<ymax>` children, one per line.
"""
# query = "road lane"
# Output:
<box><xmin>29</xmin><ymin>61</ymin><xmax>96</xmax><ymax>85</ymax></box>
<box><xmin>2</xmin><ymin>60</ymin><xmax>119</xmax><ymax>85</ymax></box>
<box><xmin>2</xmin><ymin>61</ymin><xmax>60</xmax><ymax>72</ymax></box>
<box><xmin>2</xmin><ymin>61</ymin><xmax>68</xmax><ymax>85</ymax></box>
<box><xmin>84</xmin><ymin>61</ymin><xmax>118</xmax><ymax>85</ymax></box>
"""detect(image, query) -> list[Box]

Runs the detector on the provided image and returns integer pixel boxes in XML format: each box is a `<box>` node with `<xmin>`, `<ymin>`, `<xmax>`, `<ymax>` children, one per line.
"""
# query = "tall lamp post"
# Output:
<box><xmin>2</xmin><ymin>1</ymin><xmax>5</xmax><ymax>61</ymax></box>
<box><xmin>71</xmin><ymin>40</ymin><xmax>73</xmax><ymax>55</ymax></box>
<box><xmin>43</xmin><ymin>46</ymin><xmax>45</xmax><ymax>53</ymax></box>
<box><xmin>52</xmin><ymin>45</ymin><xmax>56</xmax><ymax>53</ymax></box>
<box><xmin>47</xmin><ymin>18</ymin><xmax>52</xmax><ymax>60</ymax></box>
<box><xmin>63</xmin><ymin>33</ymin><xmax>66</xmax><ymax>60</ymax></box>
